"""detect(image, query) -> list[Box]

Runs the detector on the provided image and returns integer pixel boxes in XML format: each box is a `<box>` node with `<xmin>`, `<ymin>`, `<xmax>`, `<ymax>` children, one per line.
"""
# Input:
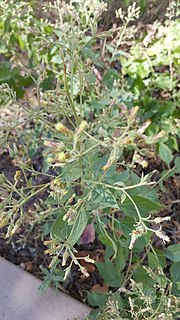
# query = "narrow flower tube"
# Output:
<box><xmin>55</xmin><ymin>122</ymin><xmax>74</xmax><ymax>138</ymax></box>
<box><xmin>128</xmin><ymin>106</ymin><xmax>139</xmax><ymax>124</ymax></box>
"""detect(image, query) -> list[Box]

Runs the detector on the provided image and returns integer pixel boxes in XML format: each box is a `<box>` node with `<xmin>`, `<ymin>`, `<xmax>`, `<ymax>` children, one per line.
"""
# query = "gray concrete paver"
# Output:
<box><xmin>0</xmin><ymin>257</ymin><xmax>91</xmax><ymax>320</ymax></box>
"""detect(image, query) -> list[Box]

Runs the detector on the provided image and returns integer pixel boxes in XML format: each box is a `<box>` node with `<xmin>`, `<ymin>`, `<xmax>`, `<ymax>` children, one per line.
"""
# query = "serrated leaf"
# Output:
<box><xmin>159</xmin><ymin>143</ymin><xmax>173</xmax><ymax>165</ymax></box>
<box><xmin>166</xmin><ymin>244</ymin><xmax>180</xmax><ymax>262</ymax></box>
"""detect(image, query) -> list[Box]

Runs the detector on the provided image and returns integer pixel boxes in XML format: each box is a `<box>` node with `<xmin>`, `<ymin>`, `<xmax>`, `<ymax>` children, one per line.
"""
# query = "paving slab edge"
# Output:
<box><xmin>0</xmin><ymin>257</ymin><xmax>91</xmax><ymax>320</ymax></box>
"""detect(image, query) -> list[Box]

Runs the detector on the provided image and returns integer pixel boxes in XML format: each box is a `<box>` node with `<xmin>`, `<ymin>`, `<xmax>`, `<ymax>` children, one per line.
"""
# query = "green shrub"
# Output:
<box><xmin>0</xmin><ymin>1</ymin><xmax>179</xmax><ymax>319</ymax></box>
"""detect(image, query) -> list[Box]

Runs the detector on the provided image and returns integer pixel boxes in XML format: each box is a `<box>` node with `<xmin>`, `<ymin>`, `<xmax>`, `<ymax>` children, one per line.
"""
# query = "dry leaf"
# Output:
<box><xmin>24</xmin><ymin>261</ymin><xmax>33</xmax><ymax>272</ymax></box>
<box><xmin>75</xmin><ymin>250</ymin><xmax>96</xmax><ymax>273</ymax></box>
<box><xmin>80</xmin><ymin>223</ymin><xmax>95</xmax><ymax>244</ymax></box>
<box><xmin>91</xmin><ymin>284</ymin><xmax>109</xmax><ymax>293</ymax></box>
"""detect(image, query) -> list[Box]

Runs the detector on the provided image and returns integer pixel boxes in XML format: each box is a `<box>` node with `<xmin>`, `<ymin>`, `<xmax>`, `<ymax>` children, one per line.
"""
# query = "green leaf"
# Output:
<box><xmin>119</xmin><ymin>217</ymin><xmax>134</xmax><ymax>238</ymax></box>
<box><xmin>99</xmin><ymin>232</ymin><xmax>114</xmax><ymax>247</ymax></box>
<box><xmin>45</xmin><ymin>195</ymin><xmax>59</xmax><ymax>205</ymax></box>
<box><xmin>148</xmin><ymin>252</ymin><xmax>161</xmax><ymax>269</ymax></box>
<box><xmin>172</xmin><ymin>282</ymin><xmax>180</xmax><ymax>297</ymax></box>
<box><xmin>120</xmin><ymin>195</ymin><xmax>161</xmax><ymax>217</ymax></box>
<box><xmin>154</xmin><ymin>248</ymin><xmax>167</xmax><ymax>268</ymax></box>
<box><xmin>139</xmin><ymin>186</ymin><xmax>159</xmax><ymax>202</ymax></box>
<box><xmin>175</xmin><ymin>156</ymin><xmax>180</xmax><ymax>173</ymax></box>
<box><xmin>120</xmin><ymin>193</ymin><xmax>126</xmax><ymax>204</ymax></box>
<box><xmin>99</xmin><ymin>232</ymin><xmax>117</xmax><ymax>259</ymax></box>
<box><xmin>170</xmin><ymin>262</ymin><xmax>180</xmax><ymax>283</ymax></box>
<box><xmin>115</xmin><ymin>169</ymin><xmax>129</xmax><ymax>184</ymax></box>
<box><xmin>43</xmin><ymin>222</ymin><xmax>53</xmax><ymax>236</ymax></box>
<box><xmin>92</xmin><ymin>155</ymin><xmax>116</xmax><ymax>179</ymax></box>
<box><xmin>91</xmin><ymin>98</ymin><xmax>111</xmax><ymax>111</ymax></box>
<box><xmin>166</xmin><ymin>244</ymin><xmax>180</xmax><ymax>262</ymax></box>
<box><xmin>51</xmin><ymin>211</ymin><xmax>70</xmax><ymax>240</ymax></box>
<box><xmin>134</xmin><ymin>235</ymin><xmax>148</xmax><ymax>252</ymax></box>
<box><xmin>61</xmin><ymin>163</ymin><xmax>82</xmax><ymax>181</ymax></box>
<box><xmin>133</xmin><ymin>266</ymin><xmax>156</xmax><ymax>294</ymax></box>
<box><xmin>96</xmin><ymin>258</ymin><xmax>123</xmax><ymax>287</ymax></box>
<box><xmin>97</xmin><ymin>218</ymin><xmax>117</xmax><ymax>259</ymax></box>
<box><xmin>4</xmin><ymin>16</ymin><xmax>11</xmax><ymax>32</ymax></box>
<box><xmin>160</xmin><ymin>168</ymin><xmax>177</xmax><ymax>181</ymax></box>
<box><xmin>159</xmin><ymin>143</ymin><xmax>173</xmax><ymax>165</ymax></box>
<box><xmin>89</xmin><ymin>186</ymin><xmax>119</xmax><ymax>210</ymax></box>
<box><xmin>51</xmin><ymin>55</ymin><xmax>63</xmax><ymax>64</ymax></box>
<box><xmin>159</xmin><ymin>180</ymin><xmax>166</xmax><ymax>192</ymax></box>
<box><xmin>87</xmin><ymin>309</ymin><xmax>101</xmax><ymax>320</ymax></box>
<box><xmin>87</xmin><ymin>292</ymin><xmax>109</xmax><ymax>307</ymax></box>
<box><xmin>103</xmin><ymin>69</ymin><xmax>119</xmax><ymax>89</ymax></box>
<box><xmin>67</xmin><ymin>210</ymin><xmax>88</xmax><ymax>246</ymax></box>
<box><xmin>115</xmin><ymin>246</ymin><xmax>126</xmax><ymax>272</ymax></box>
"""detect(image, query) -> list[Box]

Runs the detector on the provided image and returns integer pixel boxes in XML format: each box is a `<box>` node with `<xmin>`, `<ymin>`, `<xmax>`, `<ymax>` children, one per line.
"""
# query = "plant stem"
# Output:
<box><xmin>62</xmin><ymin>53</ymin><xmax>79</xmax><ymax>126</ymax></box>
